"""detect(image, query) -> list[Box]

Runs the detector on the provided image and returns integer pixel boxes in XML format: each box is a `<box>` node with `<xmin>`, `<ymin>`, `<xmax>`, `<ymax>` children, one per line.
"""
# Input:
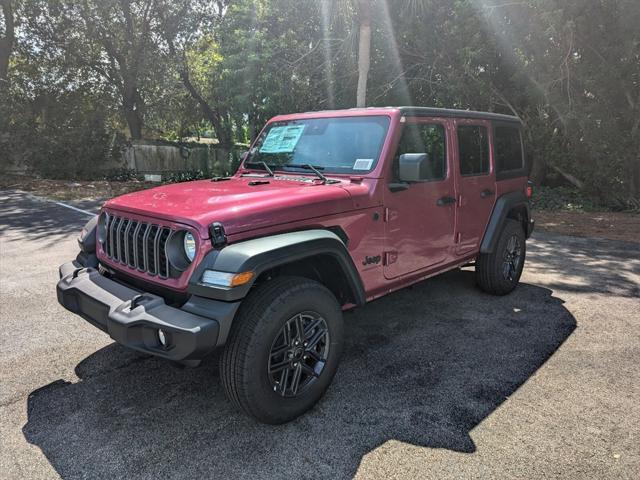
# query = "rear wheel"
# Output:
<box><xmin>220</xmin><ymin>276</ymin><xmax>343</xmax><ymax>424</ymax></box>
<box><xmin>475</xmin><ymin>219</ymin><xmax>526</xmax><ymax>295</ymax></box>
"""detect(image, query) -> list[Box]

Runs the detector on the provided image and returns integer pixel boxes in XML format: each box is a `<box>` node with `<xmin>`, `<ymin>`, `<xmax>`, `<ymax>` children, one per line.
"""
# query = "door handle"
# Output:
<box><xmin>388</xmin><ymin>182</ymin><xmax>410</xmax><ymax>193</ymax></box>
<box><xmin>480</xmin><ymin>189</ymin><xmax>494</xmax><ymax>198</ymax></box>
<box><xmin>437</xmin><ymin>196</ymin><xmax>456</xmax><ymax>206</ymax></box>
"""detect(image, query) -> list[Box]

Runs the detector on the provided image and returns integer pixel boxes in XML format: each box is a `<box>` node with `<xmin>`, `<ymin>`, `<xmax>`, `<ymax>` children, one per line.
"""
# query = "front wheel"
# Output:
<box><xmin>475</xmin><ymin>219</ymin><xmax>526</xmax><ymax>295</ymax></box>
<box><xmin>220</xmin><ymin>276</ymin><xmax>343</xmax><ymax>424</ymax></box>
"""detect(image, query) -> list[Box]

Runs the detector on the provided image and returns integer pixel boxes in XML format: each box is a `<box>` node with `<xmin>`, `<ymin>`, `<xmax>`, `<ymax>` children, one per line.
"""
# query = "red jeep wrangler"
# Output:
<box><xmin>57</xmin><ymin>107</ymin><xmax>534</xmax><ymax>424</ymax></box>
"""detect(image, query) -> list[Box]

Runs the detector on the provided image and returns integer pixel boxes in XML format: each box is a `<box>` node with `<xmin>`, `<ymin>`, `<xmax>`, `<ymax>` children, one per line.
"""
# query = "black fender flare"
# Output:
<box><xmin>188</xmin><ymin>229</ymin><xmax>366</xmax><ymax>306</ymax></box>
<box><xmin>480</xmin><ymin>191</ymin><xmax>531</xmax><ymax>254</ymax></box>
<box><xmin>78</xmin><ymin>215</ymin><xmax>98</xmax><ymax>253</ymax></box>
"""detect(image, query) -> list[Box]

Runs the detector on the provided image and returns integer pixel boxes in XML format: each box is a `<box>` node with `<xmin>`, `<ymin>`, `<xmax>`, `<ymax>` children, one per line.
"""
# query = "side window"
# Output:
<box><xmin>396</xmin><ymin>123</ymin><xmax>446</xmax><ymax>181</ymax></box>
<box><xmin>458</xmin><ymin>125</ymin><xmax>489</xmax><ymax>176</ymax></box>
<box><xmin>494</xmin><ymin>125</ymin><xmax>524</xmax><ymax>172</ymax></box>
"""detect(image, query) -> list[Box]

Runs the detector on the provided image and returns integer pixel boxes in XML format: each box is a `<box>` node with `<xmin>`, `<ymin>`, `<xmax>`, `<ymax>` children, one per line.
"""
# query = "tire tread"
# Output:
<box><xmin>220</xmin><ymin>276</ymin><xmax>340</xmax><ymax>422</ymax></box>
<box><xmin>475</xmin><ymin>219</ymin><xmax>526</xmax><ymax>295</ymax></box>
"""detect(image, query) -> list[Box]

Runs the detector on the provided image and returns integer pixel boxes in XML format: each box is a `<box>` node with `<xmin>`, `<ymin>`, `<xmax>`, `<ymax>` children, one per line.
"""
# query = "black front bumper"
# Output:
<box><xmin>57</xmin><ymin>260</ymin><xmax>239</xmax><ymax>362</ymax></box>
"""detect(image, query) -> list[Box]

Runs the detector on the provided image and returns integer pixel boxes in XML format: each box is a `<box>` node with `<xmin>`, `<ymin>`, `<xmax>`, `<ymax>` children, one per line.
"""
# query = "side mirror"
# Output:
<box><xmin>398</xmin><ymin>153</ymin><xmax>429</xmax><ymax>182</ymax></box>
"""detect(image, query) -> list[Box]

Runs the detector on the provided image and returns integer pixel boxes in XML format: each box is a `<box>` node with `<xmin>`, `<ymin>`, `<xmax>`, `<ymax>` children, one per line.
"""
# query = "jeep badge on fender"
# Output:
<box><xmin>362</xmin><ymin>255</ymin><xmax>381</xmax><ymax>266</ymax></box>
<box><xmin>57</xmin><ymin>107</ymin><xmax>534</xmax><ymax>424</ymax></box>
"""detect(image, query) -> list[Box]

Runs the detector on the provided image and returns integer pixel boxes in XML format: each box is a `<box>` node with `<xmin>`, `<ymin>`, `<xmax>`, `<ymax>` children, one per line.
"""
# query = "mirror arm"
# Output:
<box><xmin>388</xmin><ymin>182</ymin><xmax>410</xmax><ymax>192</ymax></box>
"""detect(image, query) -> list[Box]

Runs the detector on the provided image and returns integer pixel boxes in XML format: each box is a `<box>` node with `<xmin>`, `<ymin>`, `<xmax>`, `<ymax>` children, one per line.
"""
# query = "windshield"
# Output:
<box><xmin>245</xmin><ymin>115</ymin><xmax>390</xmax><ymax>175</ymax></box>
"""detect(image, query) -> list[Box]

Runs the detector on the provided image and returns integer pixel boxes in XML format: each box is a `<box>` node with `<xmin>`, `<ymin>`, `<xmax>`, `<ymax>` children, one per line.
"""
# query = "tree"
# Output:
<box><xmin>3</xmin><ymin>0</ymin><xmax>639</xmax><ymax>205</ymax></box>
<box><xmin>0</xmin><ymin>0</ymin><xmax>15</xmax><ymax>84</ymax></box>
<box><xmin>27</xmin><ymin>0</ymin><xmax>164</xmax><ymax>139</ymax></box>
<box><xmin>158</xmin><ymin>0</ymin><xmax>235</xmax><ymax>146</ymax></box>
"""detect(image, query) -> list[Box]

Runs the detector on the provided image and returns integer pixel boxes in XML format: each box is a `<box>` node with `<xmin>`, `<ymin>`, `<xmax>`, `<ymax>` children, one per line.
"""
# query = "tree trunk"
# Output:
<box><xmin>122</xmin><ymin>80</ymin><xmax>143</xmax><ymax>140</ymax></box>
<box><xmin>631</xmin><ymin>152</ymin><xmax>640</xmax><ymax>201</ymax></box>
<box><xmin>529</xmin><ymin>151</ymin><xmax>547</xmax><ymax>186</ymax></box>
<box><xmin>175</xmin><ymin>63</ymin><xmax>233</xmax><ymax>147</ymax></box>
<box><xmin>163</xmin><ymin>29</ymin><xmax>234</xmax><ymax>147</ymax></box>
<box><xmin>630</xmin><ymin>119</ymin><xmax>640</xmax><ymax>201</ymax></box>
<box><xmin>550</xmin><ymin>163</ymin><xmax>584</xmax><ymax>190</ymax></box>
<box><xmin>0</xmin><ymin>0</ymin><xmax>15</xmax><ymax>84</ymax></box>
<box><xmin>123</xmin><ymin>106</ymin><xmax>143</xmax><ymax>140</ymax></box>
<box><xmin>356</xmin><ymin>0</ymin><xmax>371</xmax><ymax>108</ymax></box>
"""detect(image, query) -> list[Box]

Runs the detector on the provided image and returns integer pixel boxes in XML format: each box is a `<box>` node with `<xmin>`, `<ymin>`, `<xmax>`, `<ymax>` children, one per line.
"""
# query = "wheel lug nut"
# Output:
<box><xmin>293</xmin><ymin>362</ymin><xmax>298</xmax><ymax>367</ymax></box>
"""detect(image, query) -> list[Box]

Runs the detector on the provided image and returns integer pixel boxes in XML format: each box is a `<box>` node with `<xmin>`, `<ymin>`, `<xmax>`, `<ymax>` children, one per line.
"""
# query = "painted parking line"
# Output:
<box><xmin>25</xmin><ymin>192</ymin><xmax>97</xmax><ymax>217</ymax></box>
<box><xmin>49</xmin><ymin>200</ymin><xmax>96</xmax><ymax>217</ymax></box>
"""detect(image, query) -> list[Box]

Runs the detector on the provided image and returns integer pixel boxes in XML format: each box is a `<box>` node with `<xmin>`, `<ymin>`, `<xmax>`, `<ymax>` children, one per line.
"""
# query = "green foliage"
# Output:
<box><xmin>1</xmin><ymin>0</ymin><xmax>638</xmax><ymax>209</ymax></box>
<box><xmin>1</xmin><ymin>87</ymin><xmax>126</xmax><ymax>179</ymax></box>
<box><xmin>531</xmin><ymin>186</ymin><xmax>599</xmax><ymax>212</ymax></box>
<box><xmin>103</xmin><ymin>168</ymin><xmax>143</xmax><ymax>182</ymax></box>
<box><xmin>163</xmin><ymin>170</ymin><xmax>207</xmax><ymax>183</ymax></box>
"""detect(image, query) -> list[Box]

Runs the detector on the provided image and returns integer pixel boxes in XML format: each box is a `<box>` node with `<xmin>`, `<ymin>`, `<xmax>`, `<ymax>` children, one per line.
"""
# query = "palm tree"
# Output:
<box><xmin>355</xmin><ymin>0</ymin><xmax>371</xmax><ymax>107</ymax></box>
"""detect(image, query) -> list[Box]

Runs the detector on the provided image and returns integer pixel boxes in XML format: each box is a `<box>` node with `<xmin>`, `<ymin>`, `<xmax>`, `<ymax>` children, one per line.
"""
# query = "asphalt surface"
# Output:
<box><xmin>1</xmin><ymin>189</ymin><xmax>639</xmax><ymax>479</ymax></box>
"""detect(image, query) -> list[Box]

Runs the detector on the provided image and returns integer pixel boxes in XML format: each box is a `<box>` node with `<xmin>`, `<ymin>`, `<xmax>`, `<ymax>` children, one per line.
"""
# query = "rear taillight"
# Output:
<box><xmin>526</xmin><ymin>180</ymin><xmax>534</xmax><ymax>198</ymax></box>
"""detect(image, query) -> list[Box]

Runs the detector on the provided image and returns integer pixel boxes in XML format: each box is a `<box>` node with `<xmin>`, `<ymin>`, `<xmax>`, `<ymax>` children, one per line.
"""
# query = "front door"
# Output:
<box><xmin>383</xmin><ymin>118</ymin><xmax>457</xmax><ymax>279</ymax></box>
<box><xmin>453</xmin><ymin>120</ymin><xmax>496</xmax><ymax>255</ymax></box>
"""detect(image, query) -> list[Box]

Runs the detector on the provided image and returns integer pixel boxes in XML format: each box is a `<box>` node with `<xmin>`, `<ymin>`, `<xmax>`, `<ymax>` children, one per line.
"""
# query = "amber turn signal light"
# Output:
<box><xmin>230</xmin><ymin>271</ymin><xmax>255</xmax><ymax>287</ymax></box>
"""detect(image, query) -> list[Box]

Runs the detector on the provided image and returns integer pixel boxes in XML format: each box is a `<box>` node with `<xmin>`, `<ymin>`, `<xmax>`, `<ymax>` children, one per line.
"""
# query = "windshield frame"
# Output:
<box><xmin>242</xmin><ymin>114</ymin><xmax>392</xmax><ymax>176</ymax></box>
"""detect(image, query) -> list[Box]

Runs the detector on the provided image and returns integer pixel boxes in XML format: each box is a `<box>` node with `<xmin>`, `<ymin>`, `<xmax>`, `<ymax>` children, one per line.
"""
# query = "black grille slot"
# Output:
<box><xmin>126</xmin><ymin>221</ymin><xmax>138</xmax><ymax>268</ymax></box>
<box><xmin>103</xmin><ymin>214</ymin><xmax>176</xmax><ymax>279</ymax></box>
<box><xmin>158</xmin><ymin>228</ymin><xmax>171</xmax><ymax>278</ymax></box>
<box><xmin>136</xmin><ymin>223</ymin><xmax>147</xmax><ymax>270</ymax></box>
<box><xmin>147</xmin><ymin>225</ymin><xmax>159</xmax><ymax>275</ymax></box>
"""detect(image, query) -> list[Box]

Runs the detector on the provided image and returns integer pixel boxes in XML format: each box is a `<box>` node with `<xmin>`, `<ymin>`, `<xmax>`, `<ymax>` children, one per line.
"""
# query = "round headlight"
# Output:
<box><xmin>183</xmin><ymin>232</ymin><xmax>196</xmax><ymax>262</ymax></box>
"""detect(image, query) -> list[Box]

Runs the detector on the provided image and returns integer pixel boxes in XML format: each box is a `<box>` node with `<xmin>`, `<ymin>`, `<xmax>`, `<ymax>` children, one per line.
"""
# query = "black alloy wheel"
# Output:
<box><xmin>502</xmin><ymin>234</ymin><xmax>523</xmax><ymax>282</ymax></box>
<box><xmin>268</xmin><ymin>312</ymin><xmax>330</xmax><ymax>397</ymax></box>
<box><xmin>475</xmin><ymin>219</ymin><xmax>526</xmax><ymax>295</ymax></box>
<box><xmin>220</xmin><ymin>276</ymin><xmax>343</xmax><ymax>424</ymax></box>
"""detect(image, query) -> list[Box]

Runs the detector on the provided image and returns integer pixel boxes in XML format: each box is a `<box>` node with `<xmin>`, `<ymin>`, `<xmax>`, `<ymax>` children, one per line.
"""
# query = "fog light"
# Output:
<box><xmin>158</xmin><ymin>329</ymin><xmax>167</xmax><ymax>347</ymax></box>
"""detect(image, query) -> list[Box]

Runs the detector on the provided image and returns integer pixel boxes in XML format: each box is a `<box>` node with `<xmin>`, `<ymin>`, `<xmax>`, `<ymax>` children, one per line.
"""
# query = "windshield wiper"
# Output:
<box><xmin>244</xmin><ymin>161</ymin><xmax>275</xmax><ymax>176</ymax></box>
<box><xmin>282</xmin><ymin>163</ymin><xmax>328</xmax><ymax>183</ymax></box>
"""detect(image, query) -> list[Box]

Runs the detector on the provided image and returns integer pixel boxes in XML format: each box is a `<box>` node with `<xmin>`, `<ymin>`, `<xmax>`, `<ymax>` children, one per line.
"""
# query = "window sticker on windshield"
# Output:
<box><xmin>353</xmin><ymin>158</ymin><xmax>374</xmax><ymax>170</ymax></box>
<box><xmin>259</xmin><ymin>125</ymin><xmax>306</xmax><ymax>153</ymax></box>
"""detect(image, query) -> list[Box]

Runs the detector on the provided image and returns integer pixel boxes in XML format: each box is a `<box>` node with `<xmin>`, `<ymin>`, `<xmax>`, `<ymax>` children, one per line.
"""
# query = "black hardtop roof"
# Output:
<box><xmin>398</xmin><ymin>106</ymin><xmax>521</xmax><ymax>123</ymax></box>
<box><xmin>284</xmin><ymin>106</ymin><xmax>522</xmax><ymax>124</ymax></box>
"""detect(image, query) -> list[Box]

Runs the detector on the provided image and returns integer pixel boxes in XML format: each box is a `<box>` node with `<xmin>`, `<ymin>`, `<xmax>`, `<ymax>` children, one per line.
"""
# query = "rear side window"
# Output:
<box><xmin>458</xmin><ymin>125</ymin><xmax>489</xmax><ymax>176</ymax></box>
<box><xmin>396</xmin><ymin>123</ymin><xmax>446</xmax><ymax>181</ymax></box>
<box><xmin>495</xmin><ymin>125</ymin><xmax>524</xmax><ymax>172</ymax></box>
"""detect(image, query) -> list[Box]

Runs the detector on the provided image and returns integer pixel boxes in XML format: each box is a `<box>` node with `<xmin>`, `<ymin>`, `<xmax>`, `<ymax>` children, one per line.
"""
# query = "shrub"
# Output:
<box><xmin>103</xmin><ymin>168</ymin><xmax>143</xmax><ymax>182</ymax></box>
<box><xmin>531</xmin><ymin>186</ymin><xmax>599</xmax><ymax>212</ymax></box>
<box><xmin>164</xmin><ymin>170</ymin><xmax>208</xmax><ymax>183</ymax></box>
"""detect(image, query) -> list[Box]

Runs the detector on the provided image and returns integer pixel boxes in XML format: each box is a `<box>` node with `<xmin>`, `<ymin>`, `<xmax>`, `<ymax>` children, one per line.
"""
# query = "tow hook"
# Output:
<box><xmin>71</xmin><ymin>267</ymin><xmax>84</xmax><ymax>279</ymax></box>
<box><xmin>130</xmin><ymin>294</ymin><xmax>151</xmax><ymax>310</ymax></box>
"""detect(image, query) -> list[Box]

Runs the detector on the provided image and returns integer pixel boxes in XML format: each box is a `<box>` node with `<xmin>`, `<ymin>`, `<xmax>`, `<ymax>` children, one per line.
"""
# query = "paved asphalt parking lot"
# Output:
<box><xmin>1</xmin><ymin>189</ymin><xmax>639</xmax><ymax>479</ymax></box>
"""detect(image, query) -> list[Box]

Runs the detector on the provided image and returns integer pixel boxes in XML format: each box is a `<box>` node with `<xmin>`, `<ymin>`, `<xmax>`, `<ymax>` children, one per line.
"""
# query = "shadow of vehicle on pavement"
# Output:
<box><xmin>23</xmin><ymin>270</ymin><xmax>575</xmax><ymax>479</ymax></box>
<box><xmin>0</xmin><ymin>190</ymin><xmax>100</xmax><ymax>242</ymax></box>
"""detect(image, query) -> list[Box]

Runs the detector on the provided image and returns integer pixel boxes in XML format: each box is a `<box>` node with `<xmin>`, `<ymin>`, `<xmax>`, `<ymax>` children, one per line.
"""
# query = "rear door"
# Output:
<box><xmin>383</xmin><ymin>118</ymin><xmax>456</xmax><ymax>279</ymax></box>
<box><xmin>454</xmin><ymin>119</ymin><xmax>496</xmax><ymax>255</ymax></box>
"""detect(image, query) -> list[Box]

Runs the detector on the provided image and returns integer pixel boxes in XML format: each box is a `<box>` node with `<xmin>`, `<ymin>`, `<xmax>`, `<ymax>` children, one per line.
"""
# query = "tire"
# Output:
<box><xmin>475</xmin><ymin>219</ymin><xmax>526</xmax><ymax>295</ymax></box>
<box><xmin>220</xmin><ymin>276</ymin><xmax>343</xmax><ymax>424</ymax></box>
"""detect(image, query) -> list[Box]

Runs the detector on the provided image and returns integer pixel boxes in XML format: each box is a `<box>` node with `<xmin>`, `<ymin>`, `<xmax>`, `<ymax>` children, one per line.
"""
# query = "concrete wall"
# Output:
<box><xmin>122</xmin><ymin>143</ymin><xmax>242</xmax><ymax>176</ymax></box>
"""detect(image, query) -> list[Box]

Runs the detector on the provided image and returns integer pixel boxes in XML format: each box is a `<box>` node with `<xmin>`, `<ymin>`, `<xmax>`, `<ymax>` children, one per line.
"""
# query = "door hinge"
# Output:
<box><xmin>209</xmin><ymin>222</ymin><xmax>227</xmax><ymax>247</ymax></box>
<box><xmin>383</xmin><ymin>251</ymin><xmax>398</xmax><ymax>265</ymax></box>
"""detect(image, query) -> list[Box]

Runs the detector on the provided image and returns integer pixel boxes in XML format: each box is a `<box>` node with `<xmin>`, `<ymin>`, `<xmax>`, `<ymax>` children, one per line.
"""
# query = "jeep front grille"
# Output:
<box><xmin>103</xmin><ymin>214</ymin><xmax>173</xmax><ymax>278</ymax></box>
